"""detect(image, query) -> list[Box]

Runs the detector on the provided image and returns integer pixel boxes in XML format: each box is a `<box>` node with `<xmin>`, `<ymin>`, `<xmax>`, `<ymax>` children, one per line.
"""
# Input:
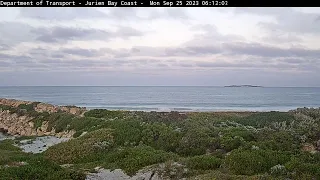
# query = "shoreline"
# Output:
<box><xmin>0</xmin><ymin>97</ymin><xmax>318</xmax><ymax>137</ymax></box>
<box><xmin>0</xmin><ymin>97</ymin><xmax>310</xmax><ymax>113</ymax></box>
<box><xmin>86</xmin><ymin>108</ymin><xmax>291</xmax><ymax>113</ymax></box>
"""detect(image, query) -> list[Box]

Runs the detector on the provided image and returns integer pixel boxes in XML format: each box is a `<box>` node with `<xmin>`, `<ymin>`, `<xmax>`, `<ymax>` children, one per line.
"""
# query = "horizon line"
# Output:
<box><xmin>0</xmin><ymin>85</ymin><xmax>320</xmax><ymax>88</ymax></box>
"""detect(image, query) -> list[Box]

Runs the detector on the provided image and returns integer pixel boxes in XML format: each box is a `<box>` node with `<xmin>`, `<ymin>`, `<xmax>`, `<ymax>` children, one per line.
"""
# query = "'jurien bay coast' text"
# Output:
<box><xmin>85</xmin><ymin>0</ymin><xmax>138</xmax><ymax>6</ymax></box>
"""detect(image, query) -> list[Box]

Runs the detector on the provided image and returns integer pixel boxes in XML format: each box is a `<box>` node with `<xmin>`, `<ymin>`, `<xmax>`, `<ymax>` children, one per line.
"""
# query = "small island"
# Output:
<box><xmin>224</xmin><ymin>85</ymin><xmax>263</xmax><ymax>87</ymax></box>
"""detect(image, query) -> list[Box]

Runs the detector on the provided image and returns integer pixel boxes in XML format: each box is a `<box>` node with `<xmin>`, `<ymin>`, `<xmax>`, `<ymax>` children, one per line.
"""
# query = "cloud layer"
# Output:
<box><xmin>0</xmin><ymin>8</ymin><xmax>320</xmax><ymax>86</ymax></box>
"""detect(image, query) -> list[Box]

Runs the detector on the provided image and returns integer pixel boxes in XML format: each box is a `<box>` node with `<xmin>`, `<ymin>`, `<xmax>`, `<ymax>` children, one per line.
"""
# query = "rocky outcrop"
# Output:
<box><xmin>0</xmin><ymin>110</ymin><xmax>34</xmax><ymax>136</ymax></box>
<box><xmin>0</xmin><ymin>98</ymin><xmax>31</xmax><ymax>107</ymax></box>
<box><xmin>0</xmin><ymin>98</ymin><xmax>86</xmax><ymax>116</ymax></box>
<box><xmin>0</xmin><ymin>109</ymin><xmax>75</xmax><ymax>138</ymax></box>
<box><xmin>34</xmin><ymin>103</ymin><xmax>86</xmax><ymax>116</ymax></box>
<box><xmin>0</xmin><ymin>98</ymin><xmax>84</xmax><ymax>138</ymax></box>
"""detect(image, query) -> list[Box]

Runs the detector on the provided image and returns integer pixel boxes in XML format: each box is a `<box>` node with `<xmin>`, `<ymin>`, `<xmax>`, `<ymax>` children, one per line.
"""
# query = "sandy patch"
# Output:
<box><xmin>18</xmin><ymin>136</ymin><xmax>69</xmax><ymax>153</ymax></box>
<box><xmin>86</xmin><ymin>168</ymin><xmax>160</xmax><ymax>180</ymax></box>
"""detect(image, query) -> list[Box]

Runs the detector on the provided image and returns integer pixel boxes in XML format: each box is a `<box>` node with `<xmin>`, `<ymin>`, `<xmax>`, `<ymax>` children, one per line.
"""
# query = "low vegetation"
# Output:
<box><xmin>0</xmin><ymin>140</ymin><xmax>85</xmax><ymax>180</ymax></box>
<box><xmin>1</xmin><ymin>103</ymin><xmax>320</xmax><ymax>179</ymax></box>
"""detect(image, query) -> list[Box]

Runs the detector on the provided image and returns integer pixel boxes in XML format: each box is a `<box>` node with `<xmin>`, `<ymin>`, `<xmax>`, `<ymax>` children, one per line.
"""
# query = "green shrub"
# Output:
<box><xmin>295</xmin><ymin>152</ymin><xmax>320</xmax><ymax>164</ymax></box>
<box><xmin>0</xmin><ymin>140</ymin><xmax>85</xmax><ymax>180</ymax></box>
<box><xmin>222</xmin><ymin>127</ymin><xmax>257</xmax><ymax>142</ymax></box>
<box><xmin>285</xmin><ymin>158</ymin><xmax>320</xmax><ymax>179</ymax></box>
<box><xmin>84</xmin><ymin>109</ymin><xmax>126</xmax><ymax>119</ymax></box>
<box><xmin>177</xmin><ymin>129</ymin><xmax>213</xmax><ymax>156</ymax></box>
<box><xmin>255</xmin><ymin>130</ymin><xmax>300</xmax><ymax>152</ymax></box>
<box><xmin>234</xmin><ymin>112</ymin><xmax>294</xmax><ymax>128</ymax></box>
<box><xmin>0</xmin><ymin>139</ymin><xmax>21</xmax><ymax>152</ymax></box>
<box><xmin>68</xmin><ymin>117</ymin><xmax>104</xmax><ymax>137</ymax></box>
<box><xmin>225</xmin><ymin>149</ymin><xmax>291</xmax><ymax>175</ymax></box>
<box><xmin>0</xmin><ymin>105</ymin><xmax>13</xmax><ymax>111</ymax></box>
<box><xmin>220</xmin><ymin>136</ymin><xmax>245</xmax><ymax>152</ymax></box>
<box><xmin>270</xmin><ymin>164</ymin><xmax>287</xmax><ymax>177</ymax></box>
<box><xmin>101</xmin><ymin>145</ymin><xmax>179</xmax><ymax>176</ymax></box>
<box><xmin>17</xmin><ymin>103</ymin><xmax>35</xmax><ymax>112</ymax></box>
<box><xmin>292</xmin><ymin>107</ymin><xmax>320</xmax><ymax>119</ymax></box>
<box><xmin>186</xmin><ymin>155</ymin><xmax>222</xmax><ymax>170</ymax></box>
<box><xmin>101</xmin><ymin>119</ymin><xmax>144</xmax><ymax>146</ymax></box>
<box><xmin>45</xmin><ymin>128</ymin><xmax>114</xmax><ymax>164</ymax></box>
<box><xmin>0</xmin><ymin>156</ymin><xmax>85</xmax><ymax>180</ymax></box>
<box><xmin>47</xmin><ymin>113</ymin><xmax>76</xmax><ymax>132</ymax></box>
<box><xmin>141</xmin><ymin>123</ymin><xmax>182</xmax><ymax>152</ymax></box>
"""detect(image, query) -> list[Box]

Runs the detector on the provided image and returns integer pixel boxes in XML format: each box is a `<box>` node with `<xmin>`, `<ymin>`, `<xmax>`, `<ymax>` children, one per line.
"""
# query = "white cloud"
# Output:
<box><xmin>0</xmin><ymin>7</ymin><xmax>320</xmax><ymax>86</ymax></box>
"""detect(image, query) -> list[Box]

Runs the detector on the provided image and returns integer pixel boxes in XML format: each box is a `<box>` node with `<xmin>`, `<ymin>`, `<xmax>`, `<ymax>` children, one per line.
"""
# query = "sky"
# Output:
<box><xmin>0</xmin><ymin>7</ymin><xmax>320</xmax><ymax>86</ymax></box>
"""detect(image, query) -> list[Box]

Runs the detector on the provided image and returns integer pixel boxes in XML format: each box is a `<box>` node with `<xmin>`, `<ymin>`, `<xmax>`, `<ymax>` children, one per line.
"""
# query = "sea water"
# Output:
<box><xmin>0</xmin><ymin>86</ymin><xmax>320</xmax><ymax>112</ymax></box>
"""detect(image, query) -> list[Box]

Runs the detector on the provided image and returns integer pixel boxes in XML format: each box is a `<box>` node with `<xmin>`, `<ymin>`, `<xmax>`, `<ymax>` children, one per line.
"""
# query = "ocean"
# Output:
<box><xmin>0</xmin><ymin>86</ymin><xmax>320</xmax><ymax>112</ymax></box>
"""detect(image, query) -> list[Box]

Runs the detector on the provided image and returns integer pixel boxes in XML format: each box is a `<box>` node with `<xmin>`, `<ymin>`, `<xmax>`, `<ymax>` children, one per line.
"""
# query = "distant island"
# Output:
<box><xmin>224</xmin><ymin>85</ymin><xmax>263</xmax><ymax>87</ymax></box>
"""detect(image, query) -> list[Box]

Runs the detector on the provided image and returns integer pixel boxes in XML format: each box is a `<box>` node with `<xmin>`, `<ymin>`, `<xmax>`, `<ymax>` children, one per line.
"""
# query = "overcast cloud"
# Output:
<box><xmin>0</xmin><ymin>7</ymin><xmax>320</xmax><ymax>86</ymax></box>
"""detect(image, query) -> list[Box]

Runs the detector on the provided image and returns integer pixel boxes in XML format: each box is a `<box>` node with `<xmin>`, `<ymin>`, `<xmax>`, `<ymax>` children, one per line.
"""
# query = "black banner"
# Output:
<box><xmin>0</xmin><ymin>0</ymin><xmax>318</xmax><ymax>7</ymax></box>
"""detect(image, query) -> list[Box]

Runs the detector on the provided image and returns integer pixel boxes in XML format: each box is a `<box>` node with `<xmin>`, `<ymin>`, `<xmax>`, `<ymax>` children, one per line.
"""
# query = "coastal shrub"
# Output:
<box><xmin>186</xmin><ymin>155</ymin><xmax>222</xmax><ymax>170</ymax></box>
<box><xmin>44</xmin><ymin>128</ymin><xmax>114</xmax><ymax>164</ymax></box>
<box><xmin>285</xmin><ymin>158</ymin><xmax>320</xmax><ymax>179</ymax></box>
<box><xmin>0</xmin><ymin>139</ymin><xmax>21</xmax><ymax>152</ymax></box>
<box><xmin>234</xmin><ymin>112</ymin><xmax>294</xmax><ymax>128</ymax></box>
<box><xmin>292</xmin><ymin>113</ymin><xmax>320</xmax><ymax>139</ymax></box>
<box><xmin>0</xmin><ymin>140</ymin><xmax>85</xmax><ymax>180</ymax></box>
<box><xmin>100</xmin><ymin>118</ymin><xmax>144</xmax><ymax>146</ymax></box>
<box><xmin>255</xmin><ymin>130</ymin><xmax>300</xmax><ymax>152</ymax></box>
<box><xmin>160</xmin><ymin>160</ymin><xmax>187</xmax><ymax>179</ymax></box>
<box><xmin>45</xmin><ymin>113</ymin><xmax>76</xmax><ymax>132</ymax></box>
<box><xmin>0</xmin><ymin>156</ymin><xmax>85</xmax><ymax>180</ymax></box>
<box><xmin>270</xmin><ymin>164</ymin><xmax>287</xmax><ymax>177</ymax></box>
<box><xmin>0</xmin><ymin>105</ymin><xmax>28</xmax><ymax>117</ymax></box>
<box><xmin>141</xmin><ymin>122</ymin><xmax>182</xmax><ymax>152</ymax></box>
<box><xmin>14</xmin><ymin>102</ymin><xmax>41</xmax><ymax>117</ymax></box>
<box><xmin>188</xmin><ymin>170</ymin><xmax>273</xmax><ymax>180</ymax></box>
<box><xmin>225</xmin><ymin>149</ymin><xmax>291</xmax><ymax>175</ymax></box>
<box><xmin>84</xmin><ymin>109</ymin><xmax>126</xmax><ymax>119</ymax></box>
<box><xmin>17</xmin><ymin>103</ymin><xmax>35</xmax><ymax>112</ymax></box>
<box><xmin>33</xmin><ymin>113</ymin><xmax>104</xmax><ymax>137</ymax></box>
<box><xmin>220</xmin><ymin>135</ymin><xmax>245</xmax><ymax>152</ymax></box>
<box><xmin>100</xmin><ymin>145</ymin><xmax>179</xmax><ymax>175</ymax></box>
<box><xmin>137</xmin><ymin>111</ymin><xmax>187</xmax><ymax>125</ymax></box>
<box><xmin>0</xmin><ymin>105</ymin><xmax>10</xmax><ymax>110</ymax></box>
<box><xmin>187</xmin><ymin>112</ymin><xmax>253</xmax><ymax>124</ymax></box>
<box><xmin>295</xmin><ymin>152</ymin><xmax>320</xmax><ymax>164</ymax></box>
<box><xmin>292</xmin><ymin>107</ymin><xmax>320</xmax><ymax>119</ymax></box>
<box><xmin>218</xmin><ymin>127</ymin><xmax>257</xmax><ymax>152</ymax></box>
<box><xmin>0</xmin><ymin>140</ymin><xmax>23</xmax><ymax>165</ymax></box>
<box><xmin>177</xmin><ymin>129</ymin><xmax>213</xmax><ymax>156</ymax></box>
<box><xmin>69</xmin><ymin>145</ymin><xmax>179</xmax><ymax>176</ymax></box>
<box><xmin>29</xmin><ymin>112</ymin><xmax>50</xmax><ymax>129</ymax></box>
<box><xmin>182</xmin><ymin>115</ymin><xmax>214</xmax><ymax>134</ymax></box>
<box><xmin>68</xmin><ymin>117</ymin><xmax>104</xmax><ymax>137</ymax></box>
<box><xmin>221</xmin><ymin>127</ymin><xmax>257</xmax><ymax>142</ymax></box>
<box><xmin>30</xmin><ymin>111</ymin><xmax>71</xmax><ymax>131</ymax></box>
